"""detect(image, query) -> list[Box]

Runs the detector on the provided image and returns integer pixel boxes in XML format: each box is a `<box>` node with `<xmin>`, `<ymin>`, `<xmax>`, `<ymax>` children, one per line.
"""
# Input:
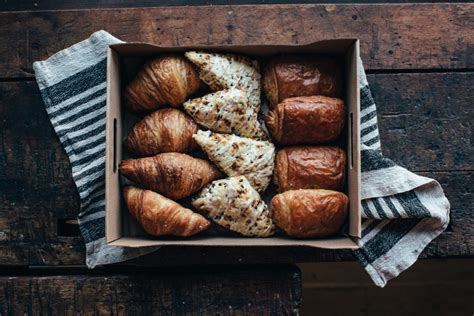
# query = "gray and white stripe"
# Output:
<box><xmin>33</xmin><ymin>31</ymin><xmax>153</xmax><ymax>269</ymax></box>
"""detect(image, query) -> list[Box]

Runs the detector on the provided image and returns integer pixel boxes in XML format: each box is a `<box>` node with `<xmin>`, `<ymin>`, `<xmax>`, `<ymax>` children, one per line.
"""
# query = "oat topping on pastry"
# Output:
<box><xmin>184</xmin><ymin>51</ymin><xmax>261</xmax><ymax>113</ymax></box>
<box><xmin>193</xmin><ymin>130</ymin><xmax>275</xmax><ymax>193</ymax></box>
<box><xmin>192</xmin><ymin>176</ymin><xmax>275</xmax><ymax>237</ymax></box>
<box><xmin>183</xmin><ymin>88</ymin><xmax>266</xmax><ymax>139</ymax></box>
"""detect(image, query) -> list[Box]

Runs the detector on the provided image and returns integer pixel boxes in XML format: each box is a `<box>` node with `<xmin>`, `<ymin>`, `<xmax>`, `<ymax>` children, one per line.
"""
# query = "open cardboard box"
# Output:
<box><xmin>106</xmin><ymin>39</ymin><xmax>361</xmax><ymax>249</ymax></box>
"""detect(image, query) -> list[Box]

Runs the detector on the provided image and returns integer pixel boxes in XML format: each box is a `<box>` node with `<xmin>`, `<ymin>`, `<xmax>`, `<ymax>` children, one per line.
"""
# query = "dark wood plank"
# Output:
<box><xmin>368</xmin><ymin>72</ymin><xmax>474</xmax><ymax>171</ymax></box>
<box><xmin>299</xmin><ymin>259</ymin><xmax>474</xmax><ymax>316</ymax></box>
<box><xmin>1</xmin><ymin>0</ymin><xmax>466</xmax><ymax>12</ymax></box>
<box><xmin>0</xmin><ymin>265</ymin><xmax>302</xmax><ymax>315</ymax></box>
<box><xmin>0</xmin><ymin>71</ymin><xmax>472</xmax><ymax>266</ymax></box>
<box><xmin>1</xmin><ymin>4</ymin><xmax>473</xmax><ymax>78</ymax></box>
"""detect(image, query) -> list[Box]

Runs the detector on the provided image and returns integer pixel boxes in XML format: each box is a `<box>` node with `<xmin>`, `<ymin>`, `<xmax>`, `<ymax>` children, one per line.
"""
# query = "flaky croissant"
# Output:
<box><xmin>125</xmin><ymin>108</ymin><xmax>198</xmax><ymax>156</ymax></box>
<box><xmin>124</xmin><ymin>55</ymin><xmax>202</xmax><ymax>112</ymax></box>
<box><xmin>274</xmin><ymin>146</ymin><xmax>346</xmax><ymax>192</ymax></box>
<box><xmin>120</xmin><ymin>153</ymin><xmax>223</xmax><ymax>200</ymax></box>
<box><xmin>270</xmin><ymin>189</ymin><xmax>349</xmax><ymax>238</ymax></box>
<box><xmin>265</xmin><ymin>96</ymin><xmax>345</xmax><ymax>145</ymax></box>
<box><xmin>123</xmin><ymin>186</ymin><xmax>210</xmax><ymax>237</ymax></box>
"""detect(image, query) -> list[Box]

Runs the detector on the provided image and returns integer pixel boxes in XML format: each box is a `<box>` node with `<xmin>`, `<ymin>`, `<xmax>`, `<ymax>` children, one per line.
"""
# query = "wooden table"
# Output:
<box><xmin>0</xmin><ymin>2</ymin><xmax>472</xmax><ymax>314</ymax></box>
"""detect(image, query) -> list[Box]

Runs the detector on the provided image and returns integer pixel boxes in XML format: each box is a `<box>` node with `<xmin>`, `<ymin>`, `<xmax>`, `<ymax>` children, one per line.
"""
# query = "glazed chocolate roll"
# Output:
<box><xmin>273</xmin><ymin>146</ymin><xmax>346</xmax><ymax>192</ymax></box>
<box><xmin>265</xmin><ymin>95</ymin><xmax>345</xmax><ymax>145</ymax></box>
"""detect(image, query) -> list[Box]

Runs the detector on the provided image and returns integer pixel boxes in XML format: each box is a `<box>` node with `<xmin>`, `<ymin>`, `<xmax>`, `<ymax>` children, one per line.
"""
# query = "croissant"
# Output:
<box><xmin>124</xmin><ymin>55</ymin><xmax>202</xmax><ymax>112</ymax></box>
<box><xmin>125</xmin><ymin>108</ymin><xmax>198</xmax><ymax>156</ymax></box>
<box><xmin>270</xmin><ymin>189</ymin><xmax>349</xmax><ymax>238</ymax></box>
<box><xmin>123</xmin><ymin>186</ymin><xmax>210</xmax><ymax>237</ymax></box>
<box><xmin>274</xmin><ymin>146</ymin><xmax>346</xmax><ymax>192</ymax></box>
<box><xmin>185</xmin><ymin>51</ymin><xmax>261</xmax><ymax>113</ymax></box>
<box><xmin>183</xmin><ymin>88</ymin><xmax>266</xmax><ymax>139</ymax></box>
<box><xmin>193</xmin><ymin>130</ymin><xmax>275</xmax><ymax>192</ymax></box>
<box><xmin>119</xmin><ymin>153</ymin><xmax>223</xmax><ymax>200</ymax></box>
<box><xmin>263</xmin><ymin>55</ymin><xmax>342</xmax><ymax>108</ymax></box>
<box><xmin>193</xmin><ymin>176</ymin><xmax>275</xmax><ymax>237</ymax></box>
<box><xmin>265</xmin><ymin>96</ymin><xmax>345</xmax><ymax>145</ymax></box>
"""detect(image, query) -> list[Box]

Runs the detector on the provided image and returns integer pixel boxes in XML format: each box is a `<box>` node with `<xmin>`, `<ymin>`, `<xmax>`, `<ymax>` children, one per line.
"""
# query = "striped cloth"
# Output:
<box><xmin>33</xmin><ymin>31</ymin><xmax>449</xmax><ymax>287</ymax></box>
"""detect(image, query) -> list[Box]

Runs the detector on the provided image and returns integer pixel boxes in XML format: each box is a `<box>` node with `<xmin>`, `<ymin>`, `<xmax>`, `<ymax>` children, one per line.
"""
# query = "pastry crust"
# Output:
<box><xmin>274</xmin><ymin>146</ymin><xmax>346</xmax><ymax>192</ymax></box>
<box><xmin>263</xmin><ymin>55</ymin><xmax>342</xmax><ymax>108</ymax></box>
<box><xmin>265</xmin><ymin>96</ymin><xmax>345</xmax><ymax>145</ymax></box>
<box><xmin>185</xmin><ymin>51</ymin><xmax>261</xmax><ymax>113</ymax></box>
<box><xmin>193</xmin><ymin>176</ymin><xmax>275</xmax><ymax>237</ymax></box>
<box><xmin>120</xmin><ymin>153</ymin><xmax>223</xmax><ymax>200</ymax></box>
<box><xmin>124</xmin><ymin>55</ymin><xmax>202</xmax><ymax>112</ymax></box>
<box><xmin>270</xmin><ymin>189</ymin><xmax>349</xmax><ymax>238</ymax></box>
<box><xmin>125</xmin><ymin>108</ymin><xmax>198</xmax><ymax>156</ymax></box>
<box><xmin>123</xmin><ymin>186</ymin><xmax>210</xmax><ymax>237</ymax></box>
<box><xmin>183</xmin><ymin>88</ymin><xmax>266</xmax><ymax>139</ymax></box>
<box><xmin>193</xmin><ymin>130</ymin><xmax>275</xmax><ymax>193</ymax></box>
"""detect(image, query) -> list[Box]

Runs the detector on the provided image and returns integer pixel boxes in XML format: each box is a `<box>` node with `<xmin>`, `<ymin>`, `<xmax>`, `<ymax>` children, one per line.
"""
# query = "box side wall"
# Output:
<box><xmin>345</xmin><ymin>41</ymin><xmax>362</xmax><ymax>238</ymax></box>
<box><xmin>105</xmin><ymin>47</ymin><xmax>124</xmax><ymax>243</ymax></box>
<box><xmin>109</xmin><ymin>236</ymin><xmax>359</xmax><ymax>250</ymax></box>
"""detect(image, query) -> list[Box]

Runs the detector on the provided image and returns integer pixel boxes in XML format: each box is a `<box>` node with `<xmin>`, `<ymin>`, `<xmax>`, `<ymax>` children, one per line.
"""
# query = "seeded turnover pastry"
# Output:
<box><xmin>270</xmin><ymin>189</ymin><xmax>349</xmax><ymax>238</ymax></box>
<box><xmin>119</xmin><ymin>153</ymin><xmax>223</xmax><ymax>200</ymax></box>
<box><xmin>125</xmin><ymin>108</ymin><xmax>198</xmax><ymax>156</ymax></box>
<box><xmin>273</xmin><ymin>146</ymin><xmax>346</xmax><ymax>192</ymax></box>
<box><xmin>265</xmin><ymin>95</ymin><xmax>345</xmax><ymax>145</ymax></box>
<box><xmin>124</xmin><ymin>55</ymin><xmax>202</xmax><ymax>112</ymax></box>
<box><xmin>123</xmin><ymin>186</ymin><xmax>210</xmax><ymax>237</ymax></box>
<box><xmin>183</xmin><ymin>88</ymin><xmax>266</xmax><ymax>139</ymax></box>
<box><xmin>185</xmin><ymin>51</ymin><xmax>261</xmax><ymax>113</ymax></box>
<box><xmin>193</xmin><ymin>130</ymin><xmax>275</xmax><ymax>193</ymax></box>
<box><xmin>193</xmin><ymin>176</ymin><xmax>275</xmax><ymax>237</ymax></box>
<box><xmin>262</xmin><ymin>55</ymin><xmax>342</xmax><ymax>109</ymax></box>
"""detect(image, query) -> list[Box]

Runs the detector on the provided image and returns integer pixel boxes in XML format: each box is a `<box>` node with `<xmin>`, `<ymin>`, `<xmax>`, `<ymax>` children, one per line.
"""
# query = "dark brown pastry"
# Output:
<box><xmin>125</xmin><ymin>108</ymin><xmax>199</xmax><ymax>156</ymax></box>
<box><xmin>124</xmin><ymin>55</ymin><xmax>202</xmax><ymax>112</ymax></box>
<box><xmin>265</xmin><ymin>96</ymin><xmax>345</xmax><ymax>145</ymax></box>
<box><xmin>274</xmin><ymin>146</ymin><xmax>346</xmax><ymax>192</ymax></box>
<box><xmin>270</xmin><ymin>189</ymin><xmax>349</xmax><ymax>238</ymax></box>
<box><xmin>123</xmin><ymin>186</ymin><xmax>210</xmax><ymax>237</ymax></box>
<box><xmin>263</xmin><ymin>56</ymin><xmax>342</xmax><ymax>108</ymax></box>
<box><xmin>119</xmin><ymin>153</ymin><xmax>223</xmax><ymax>200</ymax></box>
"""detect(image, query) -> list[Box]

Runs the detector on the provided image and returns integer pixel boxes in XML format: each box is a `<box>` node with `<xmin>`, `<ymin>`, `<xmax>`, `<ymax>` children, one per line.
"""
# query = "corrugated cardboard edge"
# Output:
<box><xmin>105</xmin><ymin>39</ymin><xmax>361</xmax><ymax>249</ymax></box>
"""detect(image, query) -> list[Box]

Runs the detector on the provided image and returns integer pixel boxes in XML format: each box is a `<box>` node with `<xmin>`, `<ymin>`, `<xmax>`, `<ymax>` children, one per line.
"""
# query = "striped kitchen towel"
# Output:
<box><xmin>33</xmin><ymin>30</ymin><xmax>450</xmax><ymax>287</ymax></box>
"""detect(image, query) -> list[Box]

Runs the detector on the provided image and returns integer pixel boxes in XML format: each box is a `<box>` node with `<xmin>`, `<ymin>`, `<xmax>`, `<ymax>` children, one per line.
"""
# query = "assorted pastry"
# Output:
<box><xmin>120</xmin><ymin>52</ymin><xmax>349</xmax><ymax>239</ymax></box>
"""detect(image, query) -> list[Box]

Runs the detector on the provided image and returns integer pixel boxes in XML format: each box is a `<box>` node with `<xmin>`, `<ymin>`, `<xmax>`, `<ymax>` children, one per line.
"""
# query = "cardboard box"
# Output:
<box><xmin>106</xmin><ymin>40</ymin><xmax>361</xmax><ymax>249</ymax></box>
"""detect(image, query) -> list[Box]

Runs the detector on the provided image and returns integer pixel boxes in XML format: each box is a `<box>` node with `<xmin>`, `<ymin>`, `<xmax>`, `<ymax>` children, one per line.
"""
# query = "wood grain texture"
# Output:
<box><xmin>368</xmin><ymin>72</ymin><xmax>473</xmax><ymax>171</ymax></box>
<box><xmin>299</xmin><ymin>260</ymin><xmax>474</xmax><ymax>316</ymax></box>
<box><xmin>0</xmin><ymin>4</ymin><xmax>473</xmax><ymax>78</ymax></box>
<box><xmin>0</xmin><ymin>70</ymin><xmax>472</xmax><ymax>266</ymax></box>
<box><xmin>1</xmin><ymin>0</ymin><xmax>468</xmax><ymax>12</ymax></box>
<box><xmin>0</xmin><ymin>266</ymin><xmax>302</xmax><ymax>315</ymax></box>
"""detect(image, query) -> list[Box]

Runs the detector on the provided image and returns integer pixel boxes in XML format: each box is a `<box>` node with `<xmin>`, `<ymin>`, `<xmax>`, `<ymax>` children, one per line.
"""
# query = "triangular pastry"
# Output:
<box><xmin>185</xmin><ymin>51</ymin><xmax>261</xmax><ymax>113</ymax></box>
<box><xmin>183</xmin><ymin>88</ymin><xmax>266</xmax><ymax>139</ymax></box>
<box><xmin>193</xmin><ymin>130</ymin><xmax>275</xmax><ymax>192</ymax></box>
<box><xmin>193</xmin><ymin>176</ymin><xmax>275</xmax><ymax>237</ymax></box>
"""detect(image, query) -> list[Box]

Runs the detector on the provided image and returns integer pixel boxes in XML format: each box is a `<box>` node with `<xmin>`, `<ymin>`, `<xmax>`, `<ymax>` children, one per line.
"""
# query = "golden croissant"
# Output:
<box><xmin>124</xmin><ymin>55</ymin><xmax>202</xmax><ymax>112</ymax></box>
<box><xmin>123</xmin><ymin>186</ymin><xmax>210</xmax><ymax>237</ymax></box>
<box><xmin>125</xmin><ymin>108</ymin><xmax>198</xmax><ymax>156</ymax></box>
<box><xmin>120</xmin><ymin>153</ymin><xmax>223</xmax><ymax>200</ymax></box>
